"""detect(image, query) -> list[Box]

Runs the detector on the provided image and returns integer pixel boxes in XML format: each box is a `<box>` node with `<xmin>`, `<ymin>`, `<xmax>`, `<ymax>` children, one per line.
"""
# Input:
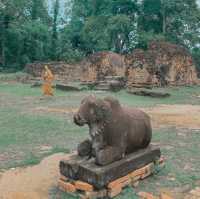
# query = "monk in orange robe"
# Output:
<box><xmin>42</xmin><ymin>65</ymin><xmax>54</xmax><ymax>96</ymax></box>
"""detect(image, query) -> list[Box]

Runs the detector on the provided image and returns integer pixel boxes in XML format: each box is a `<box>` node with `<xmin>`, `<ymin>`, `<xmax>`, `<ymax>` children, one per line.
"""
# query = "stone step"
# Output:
<box><xmin>95</xmin><ymin>87</ymin><xmax>110</xmax><ymax>91</ymax></box>
<box><xmin>98</xmin><ymin>80</ymin><xmax>107</xmax><ymax>84</ymax></box>
<box><xmin>105</xmin><ymin>76</ymin><xmax>124</xmax><ymax>81</ymax></box>
<box><xmin>56</xmin><ymin>84</ymin><xmax>81</xmax><ymax>91</ymax></box>
<box><xmin>96</xmin><ymin>85</ymin><xmax>109</xmax><ymax>88</ymax></box>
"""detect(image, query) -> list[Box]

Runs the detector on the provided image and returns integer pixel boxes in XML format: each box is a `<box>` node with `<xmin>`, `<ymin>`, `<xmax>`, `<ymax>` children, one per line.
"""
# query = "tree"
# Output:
<box><xmin>0</xmin><ymin>0</ymin><xmax>199</xmax><ymax>70</ymax></box>
<box><xmin>0</xmin><ymin>0</ymin><xmax>52</xmax><ymax>69</ymax></box>
<box><xmin>0</xmin><ymin>0</ymin><xmax>31</xmax><ymax>68</ymax></box>
<box><xmin>81</xmin><ymin>16</ymin><xmax>109</xmax><ymax>53</ymax></box>
<box><xmin>107</xmin><ymin>14</ymin><xmax>133</xmax><ymax>53</ymax></box>
<box><xmin>138</xmin><ymin>0</ymin><xmax>163</xmax><ymax>34</ymax></box>
<box><xmin>66</xmin><ymin>0</ymin><xmax>138</xmax><ymax>54</ymax></box>
<box><xmin>51</xmin><ymin>0</ymin><xmax>60</xmax><ymax>60</ymax></box>
<box><xmin>31</xmin><ymin>0</ymin><xmax>49</xmax><ymax>22</ymax></box>
<box><xmin>161</xmin><ymin>0</ymin><xmax>200</xmax><ymax>48</ymax></box>
<box><xmin>111</xmin><ymin>0</ymin><xmax>138</xmax><ymax>18</ymax></box>
<box><xmin>137</xmin><ymin>0</ymin><xmax>200</xmax><ymax>51</ymax></box>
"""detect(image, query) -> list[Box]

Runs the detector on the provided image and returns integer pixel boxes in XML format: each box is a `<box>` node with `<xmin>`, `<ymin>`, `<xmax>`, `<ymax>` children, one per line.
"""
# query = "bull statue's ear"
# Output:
<box><xmin>104</xmin><ymin>97</ymin><xmax>120</xmax><ymax>109</ymax></box>
<box><xmin>88</xmin><ymin>95</ymin><xmax>97</xmax><ymax>104</ymax></box>
<box><xmin>81</xmin><ymin>95</ymin><xmax>96</xmax><ymax>104</ymax></box>
<box><xmin>94</xmin><ymin>99</ymin><xmax>112</xmax><ymax>121</ymax></box>
<box><xmin>90</xmin><ymin>94</ymin><xmax>96</xmax><ymax>98</ymax></box>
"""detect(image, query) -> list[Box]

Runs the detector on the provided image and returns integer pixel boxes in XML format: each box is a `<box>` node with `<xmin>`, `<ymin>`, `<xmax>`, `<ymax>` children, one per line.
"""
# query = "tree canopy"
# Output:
<box><xmin>0</xmin><ymin>0</ymin><xmax>199</xmax><ymax>71</ymax></box>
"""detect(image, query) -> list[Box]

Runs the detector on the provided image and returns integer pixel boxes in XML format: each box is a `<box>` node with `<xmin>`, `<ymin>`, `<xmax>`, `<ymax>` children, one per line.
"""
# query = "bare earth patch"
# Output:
<box><xmin>33</xmin><ymin>104</ymin><xmax>200</xmax><ymax>129</ymax></box>
<box><xmin>143</xmin><ymin>104</ymin><xmax>200</xmax><ymax>129</ymax></box>
<box><xmin>0</xmin><ymin>153</ymin><xmax>68</xmax><ymax>199</ymax></box>
<box><xmin>33</xmin><ymin>107</ymin><xmax>78</xmax><ymax>114</ymax></box>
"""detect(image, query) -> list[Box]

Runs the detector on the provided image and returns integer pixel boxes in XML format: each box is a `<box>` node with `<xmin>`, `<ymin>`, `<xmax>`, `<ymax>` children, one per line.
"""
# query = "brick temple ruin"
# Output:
<box><xmin>25</xmin><ymin>41</ymin><xmax>199</xmax><ymax>88</ymax></box>
<box><xmin>125</xmin><ymin>41</ymin><xmax>198</xmax><ymax>87</ymax></box>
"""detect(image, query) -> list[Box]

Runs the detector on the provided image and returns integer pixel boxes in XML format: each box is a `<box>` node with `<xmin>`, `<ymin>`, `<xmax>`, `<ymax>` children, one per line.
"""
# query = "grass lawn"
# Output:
<box><xmin>0</xmin><ymin>75</ymin><xmax>199</xmax><ymax>198</ymax></box>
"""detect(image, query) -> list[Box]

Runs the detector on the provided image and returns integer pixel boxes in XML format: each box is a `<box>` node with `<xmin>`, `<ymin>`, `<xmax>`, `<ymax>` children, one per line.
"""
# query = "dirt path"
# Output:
<box><xmin>143</xmin><ymin>104</ymin><xmax>200</xmax><ymax>129</ymax></box>
<box><xmin>0</xmin><ymin>153</ymin><xmax>68</xmax><ymax>199</ymax></box>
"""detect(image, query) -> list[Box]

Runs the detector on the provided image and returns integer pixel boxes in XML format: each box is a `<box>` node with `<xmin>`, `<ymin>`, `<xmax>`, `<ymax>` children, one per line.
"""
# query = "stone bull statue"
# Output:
<box><xmin>73</xmin><ymin>96</ymin><xmax>152</xmax><ymax>166</ymax></box>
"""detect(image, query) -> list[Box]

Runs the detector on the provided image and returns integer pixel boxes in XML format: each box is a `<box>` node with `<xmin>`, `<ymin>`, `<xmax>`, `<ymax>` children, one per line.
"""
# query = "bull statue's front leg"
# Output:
<box><xmin>77</xmin><ymin>139</ymin><xmax>92</xmax><ymax>157</ymax></box>
<box><xmin>95</xmin><ymin>132</ymin><xmax>127</xmax><ymax>166</ymax></box>
<box><xmin>95</xmin><ymin>146</ymin><xmax>124</xmax><ymax>166</ymax></box>
<box><xmin>89</xmin><ymin>123</ymin><xmax>126</xmax><ymax>166</ymax></box>
<box><xmin>89</xmin><ymin>123</ymin><xmax>105</xmax><ymax>157</ymax></box>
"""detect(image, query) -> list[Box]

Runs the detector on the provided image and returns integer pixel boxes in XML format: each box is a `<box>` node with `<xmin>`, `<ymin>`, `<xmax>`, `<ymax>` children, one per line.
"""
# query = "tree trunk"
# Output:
<box><xmin>1</xmin><ymin>15</ymin><xmax>7</xmax><ymax>67</ymax></box>
<box><xmin>1</xmin><ymin>41</ymin><xmax>5</xmax><ymax>67</ymax></box>
<box><xmin>162</xmin><ymin>1</ymin><xmax>166</xmax><ymax>35</ymax></box>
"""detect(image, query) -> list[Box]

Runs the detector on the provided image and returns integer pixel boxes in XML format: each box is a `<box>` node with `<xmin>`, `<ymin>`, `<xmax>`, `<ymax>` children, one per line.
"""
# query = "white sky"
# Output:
<box><xmin>48</xmin><ymin>0</ymin><xmax>66</xmax><ymax>16</ymax></box>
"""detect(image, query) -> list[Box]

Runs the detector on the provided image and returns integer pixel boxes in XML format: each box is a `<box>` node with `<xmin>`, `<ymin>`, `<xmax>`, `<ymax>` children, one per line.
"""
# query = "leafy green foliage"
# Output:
<box><xmin>107</xmin><ymin>14</ymin><xmax>133</xmax><ymax>52</ymax></box>
<box><xmin>51</xmin><ymin>0</ymin><xmax>59</xmax><ymax>60</ymax></box>
<box><xmin>136</xmin><ymin>31</ymin><xmax>165</xmax><ymax>49</ymax></box>
<box><xmin>0</xmin><ymin>0</ymin><xmax>199</xmax><ymax>69</ymax></box>
<box><xmin>0</xmin><ymin>0</ymin><xmax>51</xmax><ymax>69</ymax></box>
<box><xmin>138</xmin><ymin>0</ymin><xmax>163</xmax><ymax>34</ymax></box>
<box><xmin>81</xmin><ymin>16</ymin><xmax>110</xmax><ymax>52</ymax></box>
<box><xmin>192</xmin><ymin>47</ymin><xmax>200</xmax><ymax>76</ymax></box>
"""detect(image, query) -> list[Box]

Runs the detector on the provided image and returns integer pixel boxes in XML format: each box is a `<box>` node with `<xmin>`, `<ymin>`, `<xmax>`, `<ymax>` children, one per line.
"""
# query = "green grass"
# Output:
<box><xmin>138</xmin><ymin>128</ymin><xmax>200</xmax><ymax>191</ymax></box>
<box><xmin>0</xmin><ymin>80</ymin><xmax>199</xmax><ymax>198</ymax></box>
<box><xmin>0</xmin><ymin>72</ymin><xmax>28</xmax><ymax>81</ymax></box>
<box><xmin>0</xmin><ymin>82</ymin><xmax>200</xmax><ymax>105</ymax></box>
<box><xmin>50</xmin><ymin>188</ymin><xmax>139</xmax><ymax>199</ymax></box>
<box><xmin>0</xmin><ymin>106</ymin><xmax>88</xmax><ymax>169</ymax></box>
<box><xmin>0</xmin><ymin>82</ymin><xmax>199</xmax><ymax>169</ymax></box>
<box><xmin>114</xmin><ymin>86</ymin><xmax>200</xmax><ymax>107</ymax></box>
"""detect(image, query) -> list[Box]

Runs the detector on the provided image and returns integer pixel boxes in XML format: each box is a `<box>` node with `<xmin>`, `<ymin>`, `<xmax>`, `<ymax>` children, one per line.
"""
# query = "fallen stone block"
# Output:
<box><xmin>56</xmin><ymin>84</ymin><xmax>81</xmax><ymax>91</ymax></box>
<box><xmin>128</xmin><ymin>89</ymin><xmax>170</xmax><ymax>98</ymax></box>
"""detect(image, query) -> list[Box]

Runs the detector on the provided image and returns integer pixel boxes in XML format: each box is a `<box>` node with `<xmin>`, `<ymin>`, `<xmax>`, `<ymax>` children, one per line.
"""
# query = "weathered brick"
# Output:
<box><xmin>60</xmin><ymin>175</ymin><xmax>68</xmax><ymax>182</ymax></box>
<box><xmin>74</xmin><ymin>180</ymin><xmax>94</xmax><ymax>192</ymax></box>
<box><xmin>58</xmin><ymin>179</ymin><xmax>76</xmax><ymax>193</ymax></box>
<box><xmin>160</xmin><ymin>193</ymin><xmax>173</xmax><ymax>199</ymax></box>
<box><xmin>107</xmin><ymin>174</ymin><xmax>130</xmax><ymax>189</ymax></box>
<box><xmin>108</xmin><ymin>185</ymin><xmax>122</xmax><ymax>198</ymax></box>
<box><xmin>190</xmin><ymin>189</ymin><xmax>200</xmax><ymax>197</ymax></box>
<box><xmin>137</xmin><ymin>191</ymin><xmax>156</xmax><ymax>199</ymax></box>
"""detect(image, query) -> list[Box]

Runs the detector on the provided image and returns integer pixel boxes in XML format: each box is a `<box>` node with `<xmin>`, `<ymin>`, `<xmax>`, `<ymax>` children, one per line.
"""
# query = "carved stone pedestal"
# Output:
<box><xmin>60</xmin><ymin>146</ymin><xmax>161</xmax><ymax>189</ymax></box>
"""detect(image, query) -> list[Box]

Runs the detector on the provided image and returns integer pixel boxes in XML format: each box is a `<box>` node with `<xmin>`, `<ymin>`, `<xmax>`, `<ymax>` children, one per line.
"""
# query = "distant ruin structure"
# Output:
<box><xmin>25</xmin><ymin>41</ymin><xmax>199</xmax><ymax>87</ymax></box>
<box><xmin>125</xmin><ymin>41</ymin><xmax>198</xmax><ymax>87</ymax></box>
<box><xmin>81</xmin><ymin>51</ymin><xmax>126</xmax><ymax>82</ymax></box>
<box><xmin>25</xmin><ymin>62</ymin><xmax>82</xmax><ymax>82</ymax></box>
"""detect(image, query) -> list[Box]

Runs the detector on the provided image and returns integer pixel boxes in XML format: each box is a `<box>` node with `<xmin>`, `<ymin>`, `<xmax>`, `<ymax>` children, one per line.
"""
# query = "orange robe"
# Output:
<box><xmin>42</xmin><ymin>68</ymin><xmax>54</xmax><ymax>96</ymax></box>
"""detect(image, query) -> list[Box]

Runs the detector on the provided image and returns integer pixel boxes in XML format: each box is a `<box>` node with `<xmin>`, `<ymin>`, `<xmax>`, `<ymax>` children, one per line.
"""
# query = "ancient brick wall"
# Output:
<box><xmin>24</xmin><ymin>62</ymin><xmax>83</xmax><ymax>82</ymax></box>
<box><xmin>125</xmin><ymin>41</ymin><xmax>198</xmax><ymax>86</ymax></box>
<box><xmin>25</xmin><ymin>42</ymin><xmax>199</xmax><ymax>86</ymax></box>
<box><xmin>81</xmin><ymin>51</ymin><xmax>126</xmax><ymax>82</ymax></box>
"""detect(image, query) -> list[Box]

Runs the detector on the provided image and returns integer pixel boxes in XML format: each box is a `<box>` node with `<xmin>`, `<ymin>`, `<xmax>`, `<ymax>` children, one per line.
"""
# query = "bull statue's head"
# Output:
<box><xmin>73</xmin><ymin>95</ymin><xmax>112</xmax><ymax>126</ymax></box>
